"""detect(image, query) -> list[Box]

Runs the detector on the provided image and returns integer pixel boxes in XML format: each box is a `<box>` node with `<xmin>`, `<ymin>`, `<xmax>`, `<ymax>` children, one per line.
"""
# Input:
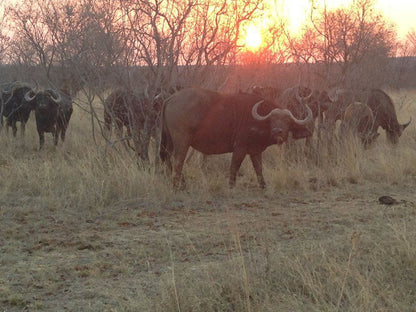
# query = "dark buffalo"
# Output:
<box><xmin>104</xmin><ymin>86</ymin><xmax>181</xmax><ymax>160</ymax></box>
<box><xmin>159</xmin><ymin>87</ymin><xmax>313</xmax><ymax>188</ymax></box>
<box><xmin>25</xmin><ymin>88</ymin><xmax>73</xmax><ymax>149</ymax></box>
<box><xmin>103</xmin><ymin>89</ymin><xmax>158</xmax><ymax>160</ymax></box>
<box><xmin>340</xmin><ymin>102</ymin><xmax>379</xmax><ymax>147</ymax></box>
<box><xmin>56</xmin><ymin>90</ymin><xmax>74</xmax><ymax>144</ymax></box>
<box><xmin>1</xmin><ymin>82</ymin><xmax>35</xmax><ymax>137</ymax></box>
<box><xmin>365</xmin><ymin>89</ymin><xmax>411</xmax><ymax>144</ymax></box>
<box><xmin>104</xmin><ymin>89</ymin><xmax>149</xmax><ymax>138</ymax></box>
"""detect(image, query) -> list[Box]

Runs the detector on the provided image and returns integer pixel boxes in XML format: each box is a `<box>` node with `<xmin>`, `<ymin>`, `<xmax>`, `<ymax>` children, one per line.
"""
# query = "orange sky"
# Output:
<box><xmin>1</xmin><ymin>0</ymin><xmax>414</xmax><ymax>40</ymax></box>
<box><xmin>273</xmin><ymin>0</ymin><xmax>416</xmax><ymax>39</ymax></box>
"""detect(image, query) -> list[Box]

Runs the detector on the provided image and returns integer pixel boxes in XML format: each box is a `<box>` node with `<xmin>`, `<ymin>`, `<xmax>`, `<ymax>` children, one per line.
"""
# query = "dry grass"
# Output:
<box><xmin>0</xmin><ymin>89</ymin><xmax>416</xmax><ymax>311</ymax></box>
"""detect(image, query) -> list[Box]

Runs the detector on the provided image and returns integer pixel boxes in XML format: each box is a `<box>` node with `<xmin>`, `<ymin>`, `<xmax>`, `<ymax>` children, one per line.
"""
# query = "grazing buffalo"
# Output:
<box><xmin>159</xmin><ymin>87</ymin><xmax>313</xmax><ymax>188</ymax></box>
<box><xmin>1</xmin><ymin>82</ymin><xmax>35</xmax><ymax>137</ymax></box>
<box><xmin>25</xmin><ymin>88</ymin><xmax>73</xmax><ymax>149</ymax></box>
<box><xmin>340</xmin><ymin>102</ymin><xmax>379</xmax><ymax>147</ymax></box>
<box><xmin>365</xmin><ymin>89</ymin><xmax>411</xmax><ymax>144</ymax></box>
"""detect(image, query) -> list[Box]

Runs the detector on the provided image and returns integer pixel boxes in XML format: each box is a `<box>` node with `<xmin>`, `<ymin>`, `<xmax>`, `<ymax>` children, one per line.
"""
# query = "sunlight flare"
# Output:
<box><xmin>244</xmin><ymin>24</ymin><xmax>262</xmax><ymax>51</ymax></box>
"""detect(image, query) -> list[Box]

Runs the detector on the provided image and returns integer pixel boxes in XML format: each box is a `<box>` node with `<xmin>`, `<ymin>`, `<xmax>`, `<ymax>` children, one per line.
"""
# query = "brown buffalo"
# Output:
<box><xmin>159</xmin><ymin>87</ymin><xmax>313</xmax><ymax>188</ymax></box>
<box><xmin>365</xmin><ymin>89</ymin><xmax>411</xmax><ymax>144</ymax></box>
<box><xmin>340</xmin><ymin>102</ymin><xmax>379</xmax><ymax>147</ymax></box>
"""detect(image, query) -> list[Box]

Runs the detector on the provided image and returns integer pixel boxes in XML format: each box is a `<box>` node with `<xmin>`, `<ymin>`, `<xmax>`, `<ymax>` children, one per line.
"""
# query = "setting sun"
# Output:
<box><xmin>244</xmin><ymin>25</ymin><xmax>262</xmax><ymax>51</ymax></box>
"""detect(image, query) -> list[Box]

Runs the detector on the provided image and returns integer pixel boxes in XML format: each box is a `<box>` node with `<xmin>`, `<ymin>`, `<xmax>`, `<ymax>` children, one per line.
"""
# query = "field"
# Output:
<box><xmin>1</xmin><ymin>89</ymin><xmax>416</xmax><ymax>311</ymax></box>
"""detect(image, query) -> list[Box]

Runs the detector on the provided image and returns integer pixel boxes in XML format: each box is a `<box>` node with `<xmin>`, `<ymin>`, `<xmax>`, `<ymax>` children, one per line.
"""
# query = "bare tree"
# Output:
<box><xmin>285</xmin><ymin>0</ymin><xmax>397</xmax><ymax>89</ymax></box>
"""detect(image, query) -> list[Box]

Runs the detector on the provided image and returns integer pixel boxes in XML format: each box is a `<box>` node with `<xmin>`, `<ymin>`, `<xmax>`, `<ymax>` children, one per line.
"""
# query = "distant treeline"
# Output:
<box><xmin>1</xmin><ymin>56</ymin><xmax>416</xmax><ymax>94</ymax></box>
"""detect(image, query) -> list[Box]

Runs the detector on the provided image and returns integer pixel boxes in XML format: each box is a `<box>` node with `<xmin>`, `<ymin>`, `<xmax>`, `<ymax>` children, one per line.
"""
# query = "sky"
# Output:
<box><xmin>273</xmin><ymin>0</ymin><xmax>416</xmax><ymax>39</ymax></box>
<box><xmin>1</xmin><ymin>0</ymin><xmax>414</xmax><ymax>40</ymax></box>
<box><xmin>376</xmin><ymin>0</ymin><xmax>416</xmax><ymax>38</ymax></box>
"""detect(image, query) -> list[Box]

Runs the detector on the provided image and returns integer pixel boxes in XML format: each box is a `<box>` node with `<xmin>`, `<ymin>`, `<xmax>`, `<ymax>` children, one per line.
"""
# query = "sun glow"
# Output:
<box><xmin>244</xmin><ymin>25</ymin><xmax>262</xmax><ymax>51</ymax></box>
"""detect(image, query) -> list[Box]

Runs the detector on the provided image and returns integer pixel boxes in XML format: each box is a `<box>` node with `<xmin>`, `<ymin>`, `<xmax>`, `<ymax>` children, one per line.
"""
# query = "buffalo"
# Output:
<box><xmin>104</xmin><ymin>89</ymin><xmax>150</xmax><ymax>139</ymax></box>
<box><xmin>159</xmin><ymin>87</ymin><xmax>313</xmax><ymax>188</ymax></box>
<box><xmin>104</xmin><ymin>87</ymin><xmax>181</xmax><ymax>161</ymax></box>
<box><xmin>24</xmin><ymin>88</ymin><xmax>73</xmax><ymax>149</ymax></box>
<box><xmin>1</xmin><ymin>82</ymin><xmax>35</xmax><ymax>137</ymax></box>
<box><xmin>56</xmin><ymin>90</ymin><xmax>74</xmax><ymax>144</ymax></box>
<box><xmin>339</xmin><ymin>102</ymin><xmax>379</xmax><ymax>147</ymax></box>
<box><xmin>326</xmin><ymin>88</ymin><xmax>411</xmax><ymax>144</ymax></box>
<box><xmin>365</xmin><ymin>89</ymin><xmax>411</xmax><ymax>144</ymax></box>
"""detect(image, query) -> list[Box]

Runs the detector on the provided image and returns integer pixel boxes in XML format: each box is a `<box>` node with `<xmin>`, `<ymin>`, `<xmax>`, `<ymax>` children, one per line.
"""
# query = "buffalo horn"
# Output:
<box><xmin>273</xmin><ymin>104</ymin><xmax>313</xmax><ymax>126</ymax></box>
<box><xmin>400</xmin><ymin>117</ymin><xmax>412</xmax><ymax>131</ymax></box>
<box><xmin>401</xmin><ymin>117</ymin><xmax>412</xmax><ymax>129</ymax></box>
<box><xmin>295</xmin><ymin>87</ymin><xmax>313</xmax><ymax>104</ymax></box>
<box><xmin>47</xmin><ymin>89</ymin><xmax>62</xmax><ymax>103</ymax></box>
<box><xmin>251</xmin><ymin>100</ymin><xmax>271</xmax><ymax>121</ymax></box>
<box><xmin>24</xmin><ymin>89</ymin><xmax>37</xmax><ymax>102</ymax></box>
<box><xmin>252</xmin><ymin>100</ymin><xmax>313</xmax><ymax>126</ymax></box>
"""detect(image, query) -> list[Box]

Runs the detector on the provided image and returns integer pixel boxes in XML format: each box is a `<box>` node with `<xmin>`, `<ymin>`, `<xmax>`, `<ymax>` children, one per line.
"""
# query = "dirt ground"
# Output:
<box><xmin>1</xmin><ymin>176</ymin><xmax>415</xmax><ymax>311</ymax></box>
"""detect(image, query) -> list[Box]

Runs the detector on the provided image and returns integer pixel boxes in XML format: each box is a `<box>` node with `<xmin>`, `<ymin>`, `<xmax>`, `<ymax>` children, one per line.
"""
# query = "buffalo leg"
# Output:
<box><xmin>11</xmin><ymin>120</ymin><xmax>17</xmax><ymax>137</ymax></box>
<box><xmin>60</xmin><ymin>124</ymin><xmax>68</xmax><ymax>142</ymax></box>
<box><xmin>61</xmin><ymin>128</ymin><xmax>66</xmax><ymax>141</ymax></box>
<box><xmin>229</xmin><ymin>149</ymin><xmax>246</xmax><ymax>188</ymax></box>
<box><xmin>250</xmin><ymin>153</ymin><xmax>266</xmax><ymax>188</ymax></box>
<box><xmin>53</xmin><ymin>130</ymin><xmax>59</xmax><ymax>146</ymax></box>
<box><xmin>172</xmin><ymin>141</ymin><xmax>189</xmax><ymax>189</ymax></box>
<box><xmin>20</xmin><ymin>122</ymin><xmax>26</xmax><ymax>137</ymax></box>
<box><xmin>4</xmin><ymin>119</ymin><xmax>10</xmax><ymax>135</ymax></box>
<box><xmin>38</xmin><ymin>131</ymin><xmax>45</xmax><ymax>150</ymax></box>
